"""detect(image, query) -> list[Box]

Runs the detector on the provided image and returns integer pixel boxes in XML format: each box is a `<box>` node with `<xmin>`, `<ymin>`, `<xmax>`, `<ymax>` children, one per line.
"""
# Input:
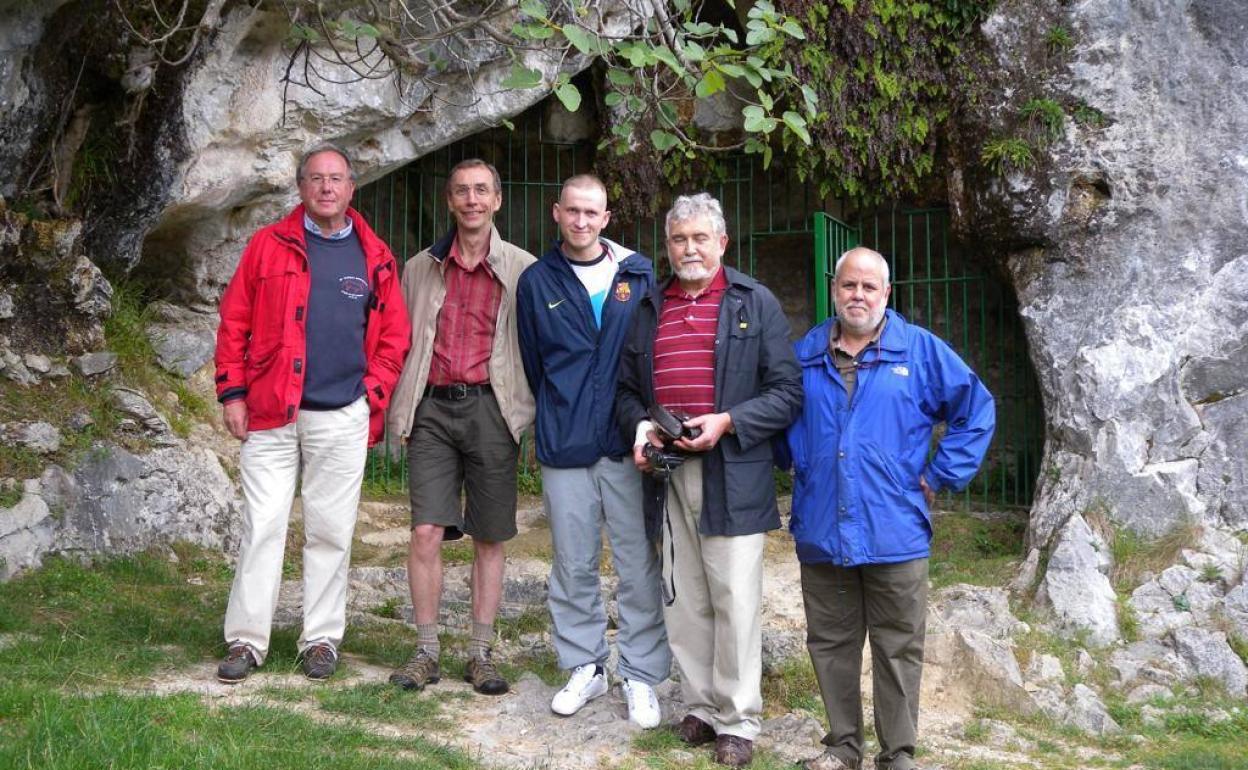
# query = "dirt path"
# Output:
<box><xmin>131</xmin><ymin>497</ymin><xmax>1099</xmax><ymax>770</ymax></box>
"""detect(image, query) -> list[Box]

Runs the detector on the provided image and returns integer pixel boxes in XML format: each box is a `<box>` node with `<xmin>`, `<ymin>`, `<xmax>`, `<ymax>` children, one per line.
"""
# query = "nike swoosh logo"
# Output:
<box><xmin>547</xmin><ymin>299</ymin><xmax>565</xmax><ymax>309</ymax></box>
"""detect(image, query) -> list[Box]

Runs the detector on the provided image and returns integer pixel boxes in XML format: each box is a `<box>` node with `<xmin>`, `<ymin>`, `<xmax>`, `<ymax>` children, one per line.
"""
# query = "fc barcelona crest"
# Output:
<box><xmin>613</xmin><ymin>281</ymin><xmax>631</xmax><ymax>302</ymax></box>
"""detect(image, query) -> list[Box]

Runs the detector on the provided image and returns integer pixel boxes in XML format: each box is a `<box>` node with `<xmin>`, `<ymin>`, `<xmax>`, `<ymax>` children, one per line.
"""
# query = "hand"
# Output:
<box><xmin>919</xmin><ymin>475</ymin><xmax>936</xmax><ymax>508</ymax></box>
<box><xmin>674</xmin><ymin>412</ymin><xmax>733</xmax><ymax>453</ymax></box>
<box><xmin>633</xmin><ymin>429</ymin><xmax>664</xmax><ymax>472</ymax></box>
<box><xmin>223</xmin><ymin>400</ymin><xmax>249</xmax><ymax>441</ymax></box>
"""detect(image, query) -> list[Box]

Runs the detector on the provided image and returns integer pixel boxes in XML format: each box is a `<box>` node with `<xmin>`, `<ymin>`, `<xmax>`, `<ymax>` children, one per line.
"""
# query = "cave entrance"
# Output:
<box><xmin>813</xmin><ymin>207</ymin><xmax>1044</xmax><ymax>510</ymax></box>
<box><xmin>354</xmin><ymin>99</ymin><xmax>1043</xmax><ymax>510</ymax></box>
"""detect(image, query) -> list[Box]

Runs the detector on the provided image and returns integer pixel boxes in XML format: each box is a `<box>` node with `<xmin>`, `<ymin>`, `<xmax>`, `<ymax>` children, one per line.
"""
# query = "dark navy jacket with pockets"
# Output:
<box><xmin>517</xmin><ymin>239</ymin><xmax>653</xmax><ymax>468</ymax></box>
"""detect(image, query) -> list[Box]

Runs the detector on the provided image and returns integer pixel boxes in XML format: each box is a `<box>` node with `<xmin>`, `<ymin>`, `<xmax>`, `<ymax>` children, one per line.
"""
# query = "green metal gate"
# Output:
<box><xmin>354</xmin><ymin>101</ymin><xmax>822</xmax><ymax>491</ymax></box>
<box><xmin>812</xmin><ymin>208</ymin><xmax>1042</xmax><ymax>509</ymax></box>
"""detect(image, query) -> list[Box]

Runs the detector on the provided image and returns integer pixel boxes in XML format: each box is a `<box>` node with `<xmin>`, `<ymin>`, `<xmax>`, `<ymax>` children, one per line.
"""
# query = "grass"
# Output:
<box><xmin>1020</xmin><ymin>98</ymin><xmax>1065</xmax><ymax>142</ymax></box>
<box><xmin>760</xmin><ymin>656</ymin><xmax>823</xmax><ymax>718</ymax></box>
<box><xmin>0</xmin><ymin>688</ymin><xmax>474</xmax><ymax>770</ymax></box>
<box><xmin>1045</xmin><ymin>25</ymin><xmax>1074</xmax><ymax>54</ymax></box>
<box><xmin>928</xmin><ymin>511</ymin><xmax>1027</xmax><ymax>588</ymax></box>
<box><xmin>316</xmin><ymin>681</ymin><xmax>447</xmax><ymax>727</ymax></box>
<box><xmin>980</xmin><ymin>137</ymin><xmax>1035</xmax><ymax>176</ymax></box>
<box><xmin>1106</xmin><ymin>519</ymin><xmax>1200</xmax><ymax>593</ymax></box>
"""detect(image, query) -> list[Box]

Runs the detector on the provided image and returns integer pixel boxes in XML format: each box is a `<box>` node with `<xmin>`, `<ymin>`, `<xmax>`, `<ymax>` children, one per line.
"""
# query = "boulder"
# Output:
<box><xmin>73</xmin><ymin>351</ymin><xmax>116</xmax><ymax>377</ymax></box>
<box><xmin>1171</xmin><ymin>626</ymin><xmax>1248</xmax><ymax>697</ymax></box>
<box><xmin>1036</xmin><ymin>514</ymin><xmax>1118</xmax><ymax>645</ymax></box>
<box><xmin>1066</xmin><ymin>683</ymin><xmax>1122</xmax><ymax>736</ymax></box>
<box><xmin>930</xmin><ymin>583</ymin><xmax>1030</xmax><ymax>639</ymax></box>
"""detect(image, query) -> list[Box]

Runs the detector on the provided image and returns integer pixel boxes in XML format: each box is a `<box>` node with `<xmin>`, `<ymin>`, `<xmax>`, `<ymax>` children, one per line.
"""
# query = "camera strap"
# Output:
<box><xmin>660</xmin><ymin>481</ymin><xmax>677</xmax><ymax>607</ymax></box>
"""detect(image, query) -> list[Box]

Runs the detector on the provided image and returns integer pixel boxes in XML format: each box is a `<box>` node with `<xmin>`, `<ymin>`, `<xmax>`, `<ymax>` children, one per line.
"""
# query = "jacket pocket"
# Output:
<box><xmin>252</xmin><ymin>266</ymin><xmax>295</xmax><ymax>349</ymax></box>
<box><xmin>724</xmin><ymin>455</ymin><xmax>774</xmax><ymax>530</ymax></box>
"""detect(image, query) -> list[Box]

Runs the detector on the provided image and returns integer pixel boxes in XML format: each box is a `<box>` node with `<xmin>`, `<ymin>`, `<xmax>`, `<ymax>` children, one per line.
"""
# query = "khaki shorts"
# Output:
<box><xmin>407</xmin><ymin>388</ymin><xmax>519</xmax><ymax>542</ymax></box>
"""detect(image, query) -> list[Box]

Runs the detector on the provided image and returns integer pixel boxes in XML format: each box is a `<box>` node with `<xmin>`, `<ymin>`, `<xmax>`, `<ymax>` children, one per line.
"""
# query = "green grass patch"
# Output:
<box><xmin>929</xmin><ymin>512</ymin><xmax>1026</xmax><ymax>588</ymax></box>
<box><xmin>1107</xmin><ymin>519</ymin><xmax>1199</xmax><ymax>593</ymax></box>
<box><xmin>316</xmin><ymin>681</ymin><xmax>446</xmax><ymax>727</ymax></box>
<box><xmin>0</xmin><ymin>688</ymin><xmax>474</xmax><ymax>770</ymax></box>
<box><xmin>761</xmin><ymin>656</ymin><xmax>823</xmax><ymax>718</ymax></box>
<box><xmin>980</xmin><ymin>137</ymin><xmax>1035</xmax><ymax>175</ymax></box>
<box><xmin>497</xmin><ymin>608</ymin><xmax>550</xmax><ymax>641</ymax></box>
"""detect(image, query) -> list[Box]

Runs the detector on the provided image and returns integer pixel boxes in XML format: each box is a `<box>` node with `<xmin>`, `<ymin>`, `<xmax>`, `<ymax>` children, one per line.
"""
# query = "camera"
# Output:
<box><xmin>642</xmin><ymin>404</ymin><xmax>701</xmax><ymax>479</ymax></box>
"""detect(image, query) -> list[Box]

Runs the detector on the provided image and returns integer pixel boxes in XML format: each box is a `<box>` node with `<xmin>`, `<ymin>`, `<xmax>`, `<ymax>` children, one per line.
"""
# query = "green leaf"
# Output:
<box><xmin>780</xmin><ymin>20</ymin><xmax>806</xmax><ymax>39</ymax></box>
<box><xmin>743</xmin><ymin>113</ymin><xmax>777</xmax><ymax>133</ymax></box>
<box><xmin>561</xmin><ymin>24</ymin><xmax>599</xmax><ymax>56</ymax></box>
<box><xmin>801</xmin><ymin>84</ymin><xmax>819</xmax><ymax>116</ymax></box>
<box><xmin>757</xmin><ymin>90</ymin><xmax>774</xmax><ymax>111</ymax></box>
<box><xmin>555</xmin><ymin>83</ymin><xmax>582</xmax><ymax>112</ymax></box>
<box><xmin>289</xmin><ymin>23</ymin><xmax>320</xmax><ymax>43</ymax></box>
<box><xmin>519</xmin><ymin>0</ymin><xmax>547</xmax><ymax>20</ymax></box>
<box><xmin>607</xmin><ymin>68</ymin><xmax>634</xmax><ymax>87</ymax></box>
<box><xmin>512</xmin><ymin>22</ymin><xmax>554</xmax><ymax>40</ymax></box>
<box><xmin>683</xmin><ymin>21</ymin><xmax>715</xmax><ymax>36</ymax></box>
<box><xmin>651</xmin><ymin>46</ymin><xmax>683</xmax><ymax>75</ymax></box>
<box><xmin>763</xmin><ymin>145</ymin><xmax>774</xmax><ymax>169</ymax></box>
<box><xmin>501</xmin><ymin>64</ymin><xmax>544</xmax><ymax>90</ymax></box>
<box><xmin>682</xmin><ymin>41</ymin><xmax>706</xmax><ymax>62</ymax></box>
<box><xmin>745</xmin><ymin>28</ymin><xmax>775</xmax><ymax>45</ymax></box>
<box><xmin>694</xmin><ymin>69</ymin><xmax>726</xmax><ymax>98</ymax></box>
<box><xmin>658</xmin><ymin>101</ymin><xmax>678</xmax><ymax>124</ymax></box>
<box><xmin>722</xmin><ymin>27</ymin><xmax>739</xmax><ymax>44</ymax></box>
<box><xmin>650</xmin><ymin>130</ymin><xmax>681</xmax><ymax>151</ymax></box>
<box><xmin>500</xmin><ymin>118</ymin><xmax>516</xmax><ymax>131</ymax></box>
<box><xmin>603</xmin><ymin>91</ymin><xmax>623</xmax><ymax>107</ymax></box>
<box><xmin>716</xmin><ymin>63</ymin><xmax>746</xmax><ymax>78</ymax></box>
<box><xmin>782</xmin><ymin>110</ymin><xmax>812</xmax><ymax>144</ymax></box>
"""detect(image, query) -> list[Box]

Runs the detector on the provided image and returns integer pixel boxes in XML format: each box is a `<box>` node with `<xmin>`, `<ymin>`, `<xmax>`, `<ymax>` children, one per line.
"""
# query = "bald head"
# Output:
<box><xmin>834</xmin><ymin>247</ymin><xmax>890</xmax><ymax>287</ymax></box>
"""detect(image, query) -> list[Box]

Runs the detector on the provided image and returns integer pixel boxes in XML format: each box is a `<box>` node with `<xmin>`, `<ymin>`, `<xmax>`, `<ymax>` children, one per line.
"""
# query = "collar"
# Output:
<box><xmin>830</xmin><ymin>314</ymin><xmax>888</xmax><ymax>354</ymax></box>
<box><xmin>558</xmin><ymin>241</ymin><xmax>611</xmax><ymax>267</ymax></box>
<box><xmin>303</xmin><ymin>213</ymin><xmax>354</xmax><ymax>240</ymax></box>
<box><xmin>447</xmin><ymin>234</ymin><xmax>495</xmax><ymax>275</ymax></box>
<box><xmin>664</xmin><ymin>266</ymin><xmax>728</xmax><ymax>300</ymax></box>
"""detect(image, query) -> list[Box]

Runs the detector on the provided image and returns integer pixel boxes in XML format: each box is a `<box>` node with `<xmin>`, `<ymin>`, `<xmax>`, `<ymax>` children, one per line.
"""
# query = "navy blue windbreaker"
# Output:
<box><xmin>516</xmin><ymin>239</ymin><xmax>653</xmax><ymax>467</ymax></box>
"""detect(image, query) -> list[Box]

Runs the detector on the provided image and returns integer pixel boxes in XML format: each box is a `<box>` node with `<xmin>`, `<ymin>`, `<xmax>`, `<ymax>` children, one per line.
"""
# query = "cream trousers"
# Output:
<box><xmin>223</xmin><ymin>397</ymin><xmax>368</xmax><ymax>663</ymax></box>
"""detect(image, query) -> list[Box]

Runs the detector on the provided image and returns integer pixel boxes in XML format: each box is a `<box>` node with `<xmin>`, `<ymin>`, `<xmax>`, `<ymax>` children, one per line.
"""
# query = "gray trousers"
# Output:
<box><xmin>543</xmin><ymin>457</ymin><xmax>671</xmax><ymax>684</ymax></box>
<box><xmin>801</xmin><ymin>558</ymin><xmax>929</xmax><ymax>770</ymax></box>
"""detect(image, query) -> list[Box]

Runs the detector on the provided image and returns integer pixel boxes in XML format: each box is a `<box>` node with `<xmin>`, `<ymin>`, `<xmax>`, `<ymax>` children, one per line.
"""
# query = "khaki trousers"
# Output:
<box><xmin>801</xmin><ymin>558</ymin><xmax>929</xmax><ymax>770</ymax></box>
<box><xmin>663</xmin><ymin>457</ymin><xmax>765</xmax><ymax>740</ymax></box>
<box><xmin>224</xmin><ymin>397</ymin><xmax>369</xmax><ymax>663</ymax></box>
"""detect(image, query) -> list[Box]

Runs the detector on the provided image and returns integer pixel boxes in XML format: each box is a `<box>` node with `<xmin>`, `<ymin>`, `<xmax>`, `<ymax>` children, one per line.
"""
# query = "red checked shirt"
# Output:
<box><xmin>652</xmin><ymin>268</ymin><xmax>727</xmax><ymax>417</ymax></box>
<box><xmin>427</xmin><ymin>237</ymin><xmax>502</xmax><ymax>386</ymax></box>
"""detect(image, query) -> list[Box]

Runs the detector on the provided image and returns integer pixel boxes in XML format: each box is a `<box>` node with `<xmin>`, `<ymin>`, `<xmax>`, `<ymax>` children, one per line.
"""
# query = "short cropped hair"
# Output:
<box><xmin>665</xmin><ymin>192</ymin><xmax>727</xmax><ymax>238</ymax></box>
<box><xmin>560</xmin><ymin>173</ymin><xmax>607</xmax><ymax>201</ymax></box>
<box><xmin>297</xmin><ymin>142</ymin><xmax>355</xmax><ymax>183</ymax></box>
<box><xmin>445</xmin><ymin>158</ymin><xmax>502</xmax><ymax>195</ymax></box>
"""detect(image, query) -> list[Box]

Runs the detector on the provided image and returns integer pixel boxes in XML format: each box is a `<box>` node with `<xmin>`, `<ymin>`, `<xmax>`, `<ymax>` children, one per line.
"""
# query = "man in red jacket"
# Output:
<box><xmin>213</xmin><ymin>143</ymin><xmax>410</xmax><ymax>683</ymax></box>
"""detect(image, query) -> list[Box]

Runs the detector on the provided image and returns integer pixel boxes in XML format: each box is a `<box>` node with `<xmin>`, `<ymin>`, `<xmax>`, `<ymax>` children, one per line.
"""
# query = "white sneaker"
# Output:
<box><xmin>622</xmin><ymin>678</ymin><xmax>661</xmax><ymax>728</ymax></box>
<box><xmin>551</xmin><ymin>664</ymin><xmax>608</xmax><ymax>716</ymax></box>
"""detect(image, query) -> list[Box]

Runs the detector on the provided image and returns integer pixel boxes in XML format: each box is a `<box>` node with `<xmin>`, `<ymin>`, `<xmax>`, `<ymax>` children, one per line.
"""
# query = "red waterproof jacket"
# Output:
<box><xmin>214</xmin><ymin>205</ymin><xmax>411</xmax><ymax>445</ymax></box>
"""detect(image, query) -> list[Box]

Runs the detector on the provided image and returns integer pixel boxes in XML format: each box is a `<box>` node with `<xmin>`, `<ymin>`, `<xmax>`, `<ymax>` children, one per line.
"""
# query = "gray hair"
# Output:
<box><xmin>296</xmin><ymin>142</ymin><xmax>356</xmax><ymax>183</ymax></box>
<box><xmin>665</xmin><ymin>192</ymin><xmax>727</xmax><ymax>238</ymax></box>
<box><xmin>834</xmin><ymin>247</ymin><xmax>891</xmax><ymax>287</ymax></box>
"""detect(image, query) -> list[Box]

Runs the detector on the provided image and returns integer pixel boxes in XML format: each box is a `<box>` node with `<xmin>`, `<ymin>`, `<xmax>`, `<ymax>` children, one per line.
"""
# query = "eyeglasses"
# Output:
<box><xmin>451</xmin><ymin>183</ymin><xmax>495</xmax><ymax>199</ymax></box>
<box><xmin>303</xmin><ymin>174</ymin><xmax>350</xmax><ymax>187</ymax></box>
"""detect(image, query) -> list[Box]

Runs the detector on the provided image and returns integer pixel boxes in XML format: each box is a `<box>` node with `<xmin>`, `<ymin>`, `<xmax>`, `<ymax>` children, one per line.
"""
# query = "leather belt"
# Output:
<box><xmin>424</xmin><ymin>383</ymin><xmax>491</xmax><ymax>401</ymax></box>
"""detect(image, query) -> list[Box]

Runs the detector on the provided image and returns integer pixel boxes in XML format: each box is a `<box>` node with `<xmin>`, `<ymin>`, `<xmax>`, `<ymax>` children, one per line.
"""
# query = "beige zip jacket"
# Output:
<box><xmin>386</xmin><ymin>225</ymin><xmax>537</xmax><ymax>451</ymax></box>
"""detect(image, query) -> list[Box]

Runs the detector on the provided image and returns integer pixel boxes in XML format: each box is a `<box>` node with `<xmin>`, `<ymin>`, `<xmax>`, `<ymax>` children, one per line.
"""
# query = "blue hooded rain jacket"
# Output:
<box><xmin>784</xmin><ymin>309</ymin><xmax>996</xmax><ymax>567</ymax></box>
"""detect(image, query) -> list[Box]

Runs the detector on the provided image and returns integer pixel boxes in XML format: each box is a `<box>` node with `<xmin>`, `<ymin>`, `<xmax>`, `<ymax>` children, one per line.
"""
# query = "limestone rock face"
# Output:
<box><xmin>1035</xmin><ymin>514</ymin><xmax>1117</xmax><ymax>645</ymax></box>
<box><xmin>956</xmin><ymin>0</ymin><xmax>1248</xmax><ymax>643</ymax></box>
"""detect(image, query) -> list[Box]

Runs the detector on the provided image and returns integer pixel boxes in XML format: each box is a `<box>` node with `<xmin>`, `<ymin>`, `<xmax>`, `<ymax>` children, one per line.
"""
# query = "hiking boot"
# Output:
<box><xmin>464</xmin><ymin>650</ymin><xmax>509</xmax><ymax>695</ymax></box>
<box><xmin>551</xmin><ymin>663</ymin><xmax>607</xmax><ymax>715</ymax></box>
<box><xmin>678</xmin><ymin>714</ymin><xmax>716</xmax><ymax>745</ymax></box>
<box><xmin>621</xmin><ymin>678</ymin><xmax>661</xmax><ymax>728</ymax></box>
<box><xmin>300</xmin><ymin>643</ymin><xmax>338</xmax><ymax>680</ymax></box>
<box><xmin>714</xmin><ymin>734</ymin><xmax>754</xmax><ymax>768</ymax></box>
<box><xmin>802</xmin><ymin>749</ymin><xmax>862</xmax><ymax>770</ymax></box>
<box><xmin>217</xmin><ymin>644</ymin><xmax>257</xmax><ymax>684</ymax></box>
<box><xmin>389</xmin><ymin>647</ymin><xmax>441</xmax><ymax>691</ymax></box>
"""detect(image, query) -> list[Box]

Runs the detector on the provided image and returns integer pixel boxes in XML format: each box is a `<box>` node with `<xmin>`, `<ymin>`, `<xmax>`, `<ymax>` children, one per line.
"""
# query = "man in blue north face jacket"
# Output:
<box><xmin>784</xmin><ymin>247</ymin><xmax>994</xmax><ymax>770</ymax></box>
<box><xmin>516</xmin><ymin>174</ymin><xmax>669</xmax><ymax>729</ymax></box>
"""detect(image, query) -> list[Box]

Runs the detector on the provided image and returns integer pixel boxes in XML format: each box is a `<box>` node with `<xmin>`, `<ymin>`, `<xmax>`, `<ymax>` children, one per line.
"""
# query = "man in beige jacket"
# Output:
<box><xmin>386</xmin><ymin>158</ymin><xmax>536</xmax><ymax>695</ymax></box>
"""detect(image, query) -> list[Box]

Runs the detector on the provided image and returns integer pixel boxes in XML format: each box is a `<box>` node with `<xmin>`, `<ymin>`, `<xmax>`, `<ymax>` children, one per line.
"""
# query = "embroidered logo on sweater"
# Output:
<box><xmin>891</xmin><ymin>365</ymin><xmax>910</xmax><ymax>377</ymax></box>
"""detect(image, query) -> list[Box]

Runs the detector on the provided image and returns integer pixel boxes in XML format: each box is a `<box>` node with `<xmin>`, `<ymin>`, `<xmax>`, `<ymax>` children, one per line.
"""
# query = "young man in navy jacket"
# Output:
<box><xmin>516</xmin><ymin>175</ymin><xmax>670</xmax><ymax>728</ymax></box>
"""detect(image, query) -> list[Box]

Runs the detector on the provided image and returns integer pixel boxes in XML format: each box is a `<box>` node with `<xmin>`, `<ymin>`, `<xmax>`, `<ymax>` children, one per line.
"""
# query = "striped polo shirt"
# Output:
<box><xmin>653</xmin><ymin>268</ymin><xmax>727</xmax><ymax>417</ymax></box>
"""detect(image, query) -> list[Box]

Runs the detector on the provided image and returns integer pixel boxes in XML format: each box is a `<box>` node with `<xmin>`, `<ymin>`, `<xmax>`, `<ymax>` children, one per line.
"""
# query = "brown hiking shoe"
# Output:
<box><xmin>217</xmin><ymin>644</ymin><xmax>257</xmax><ymax>684</ymax></box>
<box><xmin>300</xmin><ymin>643</ymin><xmax>338</xmax><ymax>680</ymax></box>
<box><xmin>678</xmin><ymin>714</ymin><xmax>717</xmax><ymax>746</ymax></box>
<box><xmin>714</xmin><ymin>734</ymin><xmax>754</xmax><ymax>767</ymax></box>
<box><xmin>464</xmin><ymin>651</ymin><xmax>509</xmax><ymax>695</ymax></box>
<box><xmin>389</xmin><ymin>647</ymin><xmax>440</xmax><ymax>691</ymax></box>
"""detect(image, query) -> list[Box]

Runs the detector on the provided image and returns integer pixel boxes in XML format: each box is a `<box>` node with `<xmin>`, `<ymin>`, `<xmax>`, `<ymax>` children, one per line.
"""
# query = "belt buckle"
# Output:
<box><xmin>450</xmin><ymin>383</ymin><xmax>468</xmax><ymax>401</ymax></box>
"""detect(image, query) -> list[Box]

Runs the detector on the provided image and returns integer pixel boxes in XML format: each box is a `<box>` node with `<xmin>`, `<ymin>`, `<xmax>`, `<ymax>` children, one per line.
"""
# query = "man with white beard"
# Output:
<box><xmin>783</xmin><ymin>247</ymin><xmax>995</xmax><ymax>770</ymax></box>
<box><xmin>616</xmin><ymin>192</ymin><xmax>802</xmax><ymax>768</ymax></box>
